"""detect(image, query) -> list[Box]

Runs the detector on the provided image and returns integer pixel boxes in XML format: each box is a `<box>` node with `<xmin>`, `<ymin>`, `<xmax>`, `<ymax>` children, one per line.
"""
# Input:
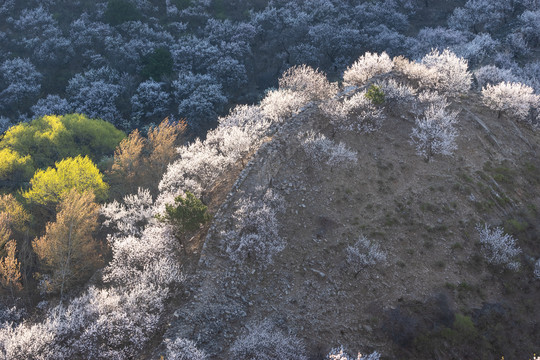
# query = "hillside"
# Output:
<box><xmin>1</xmin><ymin>49</ymin><xmax>539</xmax><ymax>359</ymax></box>
<box><xmin>156</xmin><ymin>65</ymin><xmax>540</xmax><ymax>358</ymax></box>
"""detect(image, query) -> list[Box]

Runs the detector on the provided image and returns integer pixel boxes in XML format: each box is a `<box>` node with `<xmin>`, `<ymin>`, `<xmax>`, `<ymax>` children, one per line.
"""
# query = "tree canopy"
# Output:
<box><xmin>0</xmin><ymin>114</ymin><xmax>124</xmax><ymax>188</ymax></box>
<box><xmin>22</xmin><ymin>156</ymin><xmax>109</xmax><ymax>205</ymax></box>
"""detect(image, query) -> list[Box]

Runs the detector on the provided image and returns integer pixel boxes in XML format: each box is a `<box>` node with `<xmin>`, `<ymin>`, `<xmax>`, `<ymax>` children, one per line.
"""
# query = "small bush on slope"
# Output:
<box><xmin>229</xmin><ymin>321</ymin><xmax>307</xmax><ymax>360</ymax></box>
<box><xmin>326</xmin><ymin>345</ymin><xmax>381</xmax><ymax>360</ymax></box>
<box><xmin>220</xmin><ymin>189</ymin><xmax>285</xmax><ymax>269</ymax></box>
<box><xmin>476</xmin><ymin>224</ymin><xmax>522</xmax><ymax>271</ymax></box>
<box><xmin>346</xmin><ymin>236</ymin><xmax>387</xmax><ymax>276</ymax></box>
<box><xmin>165</xmin><ymin>337</ymin><xmax>208</xmax><ymax>360</ymax></box>
<box><xmin>300</xmin><ymin>131</ymin><xmax>357</xmax><ymax>169</ymax></box>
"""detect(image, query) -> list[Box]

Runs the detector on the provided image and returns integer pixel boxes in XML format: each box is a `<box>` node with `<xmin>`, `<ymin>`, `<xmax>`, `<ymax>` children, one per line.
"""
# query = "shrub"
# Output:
<box><xmin>365</xmin><ymin>85</ymin><xmax>385</xmax><ymax>105</ymax></box>
<box><xmin>481</xmin><ymin>81</ymin><xmax>539</xmax><ymax>122</ymax></box>
<box><xmin>300</xmin><ymin>131</ymin><xmax>357</xmax><ymax>169</ymax></box>
<box><xmin>476</xmin><ymin>224</ymin><xmax>522</xmax><ymax>271</ymax></box>
<box><xmin>165</xmin><ymin>338</ymin><xmax>207</xmax><ymax>360</ymax></box>
<box><xmin>229</xmin><ymin>321</ymin><xmax>307</xmax><ymax>360</ymax></box>
<box><xmin>346</xmin><ymin>236</ymin><xmax>387</xmax><ymax>275</ymax></box>
<box><xmin>326</xmin><ymin>346</ymin><xmax>381</xmax><ymax>360</ymax></box>
<box><xmin>221</xmin><ymin>190</ymin><xmax>285</xmax><ymax>269</ymax></box>
<box><xmin>158</xmin><ymin>191</ymin><xmax>211</xmax><ymax>234</ymax></box>
<box><xmin>534</xmin><ymin>258</ymin><xmax>540</xmax><ymax>279</ymax></box>
<box><xmin>343</xmin><ymin>52</ymin><xmax>393</xmax><ymax>87</ymax></box>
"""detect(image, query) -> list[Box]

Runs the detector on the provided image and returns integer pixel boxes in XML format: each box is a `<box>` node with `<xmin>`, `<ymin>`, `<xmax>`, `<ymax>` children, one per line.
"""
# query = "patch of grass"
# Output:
<box><xmin>484</xmin><ymin>161</ymin><xmax>515</xmax><ymax>184</ymax></box>
<box><xmin>419</xmin><ymin>202</ymin><xmax>438</xmax><ymax>213</ymax></box>
<box><xmin>504</xmin><ymin>218</ymin><xmax>528</xmax><ymax>234</ymax></box>
<box><xmin>457</xmin><ymin>282</ymin><xmax>474</xmax><ymax>292</ymax></box>
<box><xmin>444</xmin><ymin>282</ymin><xmax>456</xmax><ymax>290</ymax></box>
<box><xmin>457</xmin><ymin>172</ymin><xmax>474</xmax><ymax>183</ymax></box>
<box><xmin>451</xmin><ymin>242</ymin><xmax>463</xmax><ymax>250</ymax></box>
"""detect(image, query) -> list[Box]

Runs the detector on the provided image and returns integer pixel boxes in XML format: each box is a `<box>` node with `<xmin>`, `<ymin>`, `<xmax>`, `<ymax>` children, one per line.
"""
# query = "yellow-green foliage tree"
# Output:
<box><xmin>0</xmin><ymin>114</ymin><xmax>124</xmax><ymax>188</ymax></box>
<box><xmin>0</xmin><ymin>149</ymin><xmax>34</xmax><ymax>188</ymax></box>
<box><xmin>23</xmin><ymin>156</ymin><xmax>109</xmax><ymax>206</ymax></box>
<box><xmin>32</xmin><ymin>189</ymin><xmax>101</xmax><ymax>297</ymax></box>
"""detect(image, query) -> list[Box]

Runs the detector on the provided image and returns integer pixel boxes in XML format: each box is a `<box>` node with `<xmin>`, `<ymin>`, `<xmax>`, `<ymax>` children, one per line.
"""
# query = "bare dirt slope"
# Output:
<box><xmin>163</xmin><ymin>91</ymin><xmax>540</xmax><ymax>359</ymax></box>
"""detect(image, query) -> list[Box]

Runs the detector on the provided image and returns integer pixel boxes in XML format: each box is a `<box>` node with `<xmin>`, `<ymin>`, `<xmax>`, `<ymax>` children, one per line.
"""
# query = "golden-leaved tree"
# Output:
<box><xmin>33</xmin><ymin>189</ymin><xmax>102</xmax><ymax>298</ymax></box>
<box><xmin>108</xmin><ymin>118</ymin><xmax>186</xmax><ymax>198</ymax></box>
<box><xmin>0</xmin><ymin>240</ymin><xmax>22</xmax><ymax>298</ymax></box>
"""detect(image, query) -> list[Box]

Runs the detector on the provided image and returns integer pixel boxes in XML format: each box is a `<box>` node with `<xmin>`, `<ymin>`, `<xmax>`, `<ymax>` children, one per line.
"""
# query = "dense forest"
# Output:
<box><xmin>0</xmin><ymin>0</ymin><xmax>539</xmax><ymax>359</ymax></box>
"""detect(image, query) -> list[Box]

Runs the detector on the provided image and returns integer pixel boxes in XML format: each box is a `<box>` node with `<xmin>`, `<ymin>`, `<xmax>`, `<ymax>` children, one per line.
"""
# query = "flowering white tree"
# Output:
<box><xmin>343</xmin><ymin>52</ymin><xmax>393</xmax><ymax>87</ymax></box>
<box><xmin>476</xmin><ymin>224</ymin><xmax>522</xmax><ymax>271</ymax></box>
<box><xmin>260</xmin><ymin>89</ymin><xmax>308</xmax><ymax>123</ymax></box>
<box><xmin>31</xmin><ymin>95</ymin><xmax>72</xmax><ymax>118</ymax></box>
<box><xmin>229</xmin><ymin>321</ymin><xmax>307</xmax><ymax>360</ymax></box>
<box><xmin>482</xmin><ymin>81</ymin><xmax>539</xmax><ymax>122</ymax></box>
<box><xmin>220</xmin><ymin>190</ymin><xmax>285</xmax><ymax>269</ymax></box>
<box><xmin>474</xmin><ymin>66</ymin><xmax>520</xmax><ymax>89</ymax></box>
<box><xmin>301</xmin><ymin>131</ymin><xmax>358</xmax><ymax>169</ymax></box>
<box><xmin>323</xmin><ymin>91</ymin><xmax>385</xmax><ymax>133</ymax></box>
<box><xmin>101</xmin><ymin>188</ymin><xmax>155</xmax><ymax>237</ymax></box>
<box><xmin>519</xmin><ymin>10</ymin><xmax>540</xmax><ymax>47</ymax></box>
<box><xmin>410</xmin><ymin>104</ymin><xmax>458</xmax><ymax>161</ymax></box>
<box><xmin>448</xmin><ymin>0</ymin><xmax>511</xmax><ymax>33</ymax></box>
<box><xmin>278</xmin><ymin>65</ymin><xmax>337</xmax><ymax>101</ymax></box>
<box><xmin>346</xmin><ymin>236</ymin><xmax>387</xmax><ymax>275</ymax></box>
<box><xmin>375</xmin><ymin>79</ymin><xmax>416</xmax><ymax>106</ymax></box>
<box><xmin>419</xmin><ymin>49</ymin><xmax>471</xmax><ymax>95</ymax></box>
<box><xmin>10</xmin><ymin>7</ymin><xmax>73</xmax><ymax>64</ymax></box>
<box><xmin>66</xmin><ymin>67</ymin><xmax>122</xmax><ymax>124</ymax></box>
<box><xmin>0</xmin><ymin>58</ymin><xmax>41</xmax><ymax>112</ymax></box>
<box><xmin>131</xmin><ymin>80</ymin><xmax>170</xmax><ymax>126</ymax></box>
<box><xmin>165</xmin><ymin>338</ymin><xmax>208</xmax><ymax>360</ymax></box>
<box><xmin>173</xmin><ymin>72</ymin><xmax>227</xmax><ymax>133</ymax></box>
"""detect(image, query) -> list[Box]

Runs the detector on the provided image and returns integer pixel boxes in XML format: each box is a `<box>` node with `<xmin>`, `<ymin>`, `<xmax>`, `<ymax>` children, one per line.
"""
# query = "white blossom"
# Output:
<box><xmin>476</xmin><ymin>224</ymin><xmax>522</xmax><ymax>271</ymax></box>
<box><xmin>343</xmin><ymin>52</ymin><xmax>393</xmax><ymax>87</ymax></box>
<box><xmin>482</xmin><ymin>81</ymin><xmax>539</xmax><ymax>122</ymax></box>
<box><xmin>410</xmin><ymin>104</ymin><xmax>458</xmax><ymax>160</ymax></box>
<box><xmin>230</xmin><ymin>321</ymin><xmax>307</xmax><ymax>360</ymax></box>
